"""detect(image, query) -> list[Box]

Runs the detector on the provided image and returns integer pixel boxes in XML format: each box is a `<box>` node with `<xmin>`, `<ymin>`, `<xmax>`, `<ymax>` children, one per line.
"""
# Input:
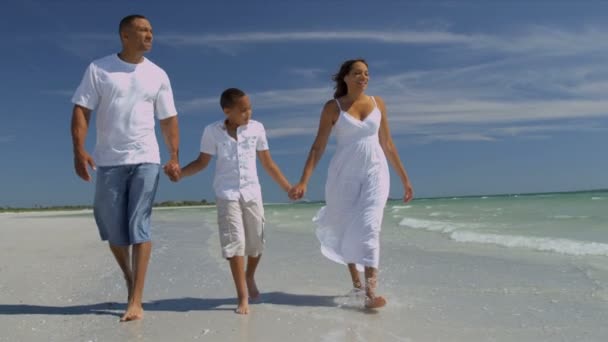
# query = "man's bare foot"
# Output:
<box><xmin>235</xmin><ymin>298</ymin><xmax>249</xmax><ymax>314</ymax></box>
<box><xmin>120</xmin><ymin>304</ymin><xmax>144</xmax><ymax>322</ymax></box>
<box><xmin>365</xmin><ymin>295</ymin><xmax>387</xmax><ymax>309</ymax></box>
<box><xmin>246</xmin><ymin>276</ymin><xmax>260</xmax><ymax>300</ymax></box>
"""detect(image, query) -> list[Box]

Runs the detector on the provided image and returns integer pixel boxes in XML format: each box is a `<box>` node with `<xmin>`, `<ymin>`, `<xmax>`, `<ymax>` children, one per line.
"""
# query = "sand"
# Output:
<box><xmin>1</xmin><ymin>209</ymin><xmax>608</xmax><ymax>341</ymax></box>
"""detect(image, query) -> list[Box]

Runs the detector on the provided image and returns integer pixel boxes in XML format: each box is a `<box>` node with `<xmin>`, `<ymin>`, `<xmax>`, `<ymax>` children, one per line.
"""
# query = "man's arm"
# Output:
<box><xmin>159</xmin><ymin>115</ymin><xmax>180</xmax><ymax>180</ymax></box>
<box><xmin>71</xmin><ymin>105</ymin><xmax>96</xmax><ymax>181</ymax></box>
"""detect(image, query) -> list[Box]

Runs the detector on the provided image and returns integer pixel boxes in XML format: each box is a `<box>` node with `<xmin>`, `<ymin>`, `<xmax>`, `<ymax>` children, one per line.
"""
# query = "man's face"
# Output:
<box><xmin>121</xmin><ymin>18</ymin><xmax>153</xmax><ymax>52</ymax></box>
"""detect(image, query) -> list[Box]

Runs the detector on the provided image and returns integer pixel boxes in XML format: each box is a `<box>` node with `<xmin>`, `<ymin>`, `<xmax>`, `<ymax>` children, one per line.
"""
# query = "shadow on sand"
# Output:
<box><xmin>0</xmin><ymin>291</ymin><xmax>377</xmax><ymax>317</ymax></box>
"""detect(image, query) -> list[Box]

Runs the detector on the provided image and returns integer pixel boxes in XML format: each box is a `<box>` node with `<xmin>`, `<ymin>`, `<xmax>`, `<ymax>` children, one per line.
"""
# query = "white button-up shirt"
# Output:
<box><xmin>200</xmin><ymin>119</ymin><xmax>269</xmax><ymax>202</ymax></box>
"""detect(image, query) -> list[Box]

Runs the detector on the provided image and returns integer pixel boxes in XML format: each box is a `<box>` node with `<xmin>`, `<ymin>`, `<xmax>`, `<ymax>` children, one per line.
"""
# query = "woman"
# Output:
<box><xmin>289</xmin><ymin>59</ymin><xmax>414</xmax><ymax>308</ymax></box>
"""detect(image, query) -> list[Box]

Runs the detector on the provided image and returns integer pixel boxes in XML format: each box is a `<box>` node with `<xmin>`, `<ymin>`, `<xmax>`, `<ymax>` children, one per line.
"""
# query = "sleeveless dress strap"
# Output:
<box><xmin>370</xmin><ymin>96</ymin><xmax>377</xmax><ymax>107</ymax></box>
<box><xmin>335</xmin><ymin>99</ymin><xmax>343</xmax><ymax>112</ymax></box>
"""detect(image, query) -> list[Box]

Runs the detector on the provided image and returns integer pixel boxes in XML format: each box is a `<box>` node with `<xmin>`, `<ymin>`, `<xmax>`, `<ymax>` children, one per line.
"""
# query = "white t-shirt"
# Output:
<box><xmin>200</xmin><ymin>120</ymin><xmax>269</xmax><ymax>202</ymax></box>
<box><xmin>72</xmin><ymin>54</ymin><xmax>177</xmax><ymax>166</ymax></box>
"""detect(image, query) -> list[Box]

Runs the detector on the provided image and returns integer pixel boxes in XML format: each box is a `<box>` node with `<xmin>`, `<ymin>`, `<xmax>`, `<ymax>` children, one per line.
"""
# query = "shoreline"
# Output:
<box><xmin>2</xmin><ymin>187</ymin><xmax>606</xmax><ymax>212</ymax></box>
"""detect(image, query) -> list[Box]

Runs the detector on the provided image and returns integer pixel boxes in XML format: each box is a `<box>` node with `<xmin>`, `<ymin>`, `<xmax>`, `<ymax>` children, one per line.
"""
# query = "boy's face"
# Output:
<box><xmin>224</xmin><ymin>95</ymin><xmax>252</xmax><ymax>126</ymax></box>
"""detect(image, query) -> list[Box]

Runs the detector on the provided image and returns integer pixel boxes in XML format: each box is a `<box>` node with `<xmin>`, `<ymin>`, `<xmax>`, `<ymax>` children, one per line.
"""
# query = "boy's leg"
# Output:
<box><xmin>241</xmin><ymin>197</ymin><xmax>265</xmax><ymax>300</ymax></box>
<box><xmin>217</xmin><ymin>198</ymin><xmax>248</xmax><ymax>313</ymax></box>
<box><xmin>228</xmin><ymin>256</ymin><xmax>249</xmax><ymax>314</ymax></box>
<box><xmin>245</xmin><ymin>255</ymin><xmax>261</xmax><ymax>299</ymax></box>
<box><xmin>121</xmin><ymin>163</ymin><xmax>160</xmax><ymax>322</ymax></box>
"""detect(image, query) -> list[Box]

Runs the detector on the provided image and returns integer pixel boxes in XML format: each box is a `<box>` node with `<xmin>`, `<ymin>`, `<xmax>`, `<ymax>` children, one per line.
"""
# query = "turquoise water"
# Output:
<box><xmin>266</xmin><ymin>190</ymin><xmax>608</xmax><ymax>256</ymax></box>
<box><xmin>159</xmin><ymin>190</ymin><xmax>608</xmax><ymax>257</ymax></box>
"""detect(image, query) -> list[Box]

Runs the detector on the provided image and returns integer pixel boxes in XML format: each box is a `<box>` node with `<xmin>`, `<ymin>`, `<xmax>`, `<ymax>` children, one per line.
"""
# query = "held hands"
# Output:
<box><xmin>288</xmin><ymin>182</ymin><xmax>307</xmax><ymax>201</ymax></box>
<box><xmin>404</xmin><ymin>182</ymin><xmax>414</xmax><ymax>203</ymax></box>
<box><xmin>163</xmin><ymin>160</ymin><xmax>181</xmax><ymax>182</ymax></box>
<box><xmin>74</xmin><ymin>150</ymin><xmax>96</xmax><ymax>182</ymax></box>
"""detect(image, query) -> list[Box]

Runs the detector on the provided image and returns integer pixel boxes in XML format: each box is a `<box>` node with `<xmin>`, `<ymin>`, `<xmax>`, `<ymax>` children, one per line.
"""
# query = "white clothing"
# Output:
<box><xmin>200</xmin><ymin>119</ymin><xmax>269</xmax><ymax>202</ymax></box>
<box><xmin>314</xmin><ymin>96</ymin><xmax>390</xmax><ymax>272</ymax></box>
<box><xmin>216</xmin><ymin>195</ymin><xmax>265</xmax><ymax>258</ymax></box>
<box><xmin>71</xmin><ymin>54</ymin><xmax>177</xmax><ymax>166</ymax></box>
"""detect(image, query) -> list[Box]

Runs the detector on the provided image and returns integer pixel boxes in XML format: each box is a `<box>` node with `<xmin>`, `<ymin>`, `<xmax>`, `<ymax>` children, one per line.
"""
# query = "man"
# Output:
<box><xmin>70</xmin><ymin>14</ymin><xmax>180</xmax><ymax>322</ymax></box>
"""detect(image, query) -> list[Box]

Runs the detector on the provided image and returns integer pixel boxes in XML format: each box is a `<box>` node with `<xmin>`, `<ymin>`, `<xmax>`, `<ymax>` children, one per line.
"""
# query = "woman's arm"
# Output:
<box><xmin>289</xmin><ymin>100</ymin><xmax>339</xmax><ymax>199</ymax></box>
<box><xmin>376</xmin><ymin>96</ymin><xmax>414</xmax><ymax>202</ymax></box>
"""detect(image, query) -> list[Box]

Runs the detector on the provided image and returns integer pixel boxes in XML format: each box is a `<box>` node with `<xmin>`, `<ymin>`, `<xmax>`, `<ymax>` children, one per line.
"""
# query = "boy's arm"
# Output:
<box><xmin>257</xmin><ymin>150</ymin><xmax>291</xmax><ymax>193</ymax></box>
<box><xmin>181</xmin><ymin>153</ymin><xmax>213</xmax><ymax>178</ymax></box>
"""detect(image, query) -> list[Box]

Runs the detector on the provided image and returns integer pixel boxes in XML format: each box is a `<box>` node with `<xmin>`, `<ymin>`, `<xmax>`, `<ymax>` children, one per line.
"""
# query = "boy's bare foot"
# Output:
<box><xmin>120</xmin><ymin>304</ymin><xmax>144</xmax><ymax>322</ymax></box>
<box><xmin>246</xmin><ymin>276</ymin><xmax>260</xmax><ymax>300</ymax></box>
<box><xmin>235</xmin><ymin>298</ymin><xmax>249</xmax><ymax>314</ymax></box>
<box><xmin>365</xmin><ymin>295</ymin><xmax>387</xmax><ymax>309</ymax></box>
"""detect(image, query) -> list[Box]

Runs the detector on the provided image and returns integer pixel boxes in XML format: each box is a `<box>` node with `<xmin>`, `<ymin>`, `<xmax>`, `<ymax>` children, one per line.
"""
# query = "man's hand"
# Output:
<box><xmin>74</xmin><ymin>150</ymin><xmax>96</xmax><ymax>181</ymax></box>
<box><xmin>163</xmin><ymin>160</ymin><xmax>181</xmax><ymax>182</ymax></box>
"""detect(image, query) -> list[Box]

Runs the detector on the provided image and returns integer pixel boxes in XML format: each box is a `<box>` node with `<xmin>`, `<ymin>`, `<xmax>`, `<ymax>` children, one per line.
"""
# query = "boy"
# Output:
<box><xmin>174</xmin><ymin>88</ymin><xmax>291</xmax><ymax>314</ymax></box>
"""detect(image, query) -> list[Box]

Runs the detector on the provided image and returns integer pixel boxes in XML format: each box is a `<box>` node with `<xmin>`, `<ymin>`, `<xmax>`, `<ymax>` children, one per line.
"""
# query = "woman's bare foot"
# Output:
<box><xmin>235</xmin><ymin>298</ymin><xmax>249</xmax><ymax>314</ymax></box>
<box><xmin>120</xmin><ymin>303</ymin><xmax>144</xmax><ymax>322</ymax></box>
<box><xmin>365</xmin><ymin>294</ymin><xmax>387</xmax><ymax>309</ymax></box>
<box><xmin>246</xmin><ymin>276</ymin><xmax>260</xmax><ymax>300</ymax></box>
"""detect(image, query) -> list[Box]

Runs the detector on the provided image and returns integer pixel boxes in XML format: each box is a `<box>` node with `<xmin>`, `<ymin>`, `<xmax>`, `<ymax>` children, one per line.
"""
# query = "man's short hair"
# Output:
<box><xmin>119</xmin><ymin>14</ymin><xmax>147</xmax><ymax>34</ymax></box>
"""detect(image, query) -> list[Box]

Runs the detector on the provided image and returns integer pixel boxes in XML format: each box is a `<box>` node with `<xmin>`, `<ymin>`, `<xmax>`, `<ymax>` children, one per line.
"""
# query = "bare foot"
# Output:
<box><xmin>235</xmin><ymin>298</ymin><xmax>249</xmax><ymax>314</ymax></box>
<box><xmin>246</xmin><ymin>276</ymin><xmax>260</xmax><ymax>300</ymax></box>
<box><xmin>365</xmin><ymin>295</ymin><xmax>387</xmax><ymax>309</ymax></box>
<box><xmin>120</xmin><ymin>304</ymin><xmax>144</xmax><ymax>322</ymax></box>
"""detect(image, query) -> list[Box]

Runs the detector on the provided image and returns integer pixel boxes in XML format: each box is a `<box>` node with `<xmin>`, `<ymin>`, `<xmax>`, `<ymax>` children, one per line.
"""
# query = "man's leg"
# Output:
<box><xmin>121</xmin><ymin>241</ymin><xmax>151</xmax><ymax>321</ymax></box>
<box><xmin>109</xmin><ymin>244</ymin><xmax>133</xmax><ymax>302</ymax></box>
<box><xmin>121</xmin><ymin>163</ymin><xmax>159</xmax><ymax>322</ymax></box>
<box><xmin>94</xmin><ymin>166</ymin><xmax>132</xmax><ymax>305</ymax></box>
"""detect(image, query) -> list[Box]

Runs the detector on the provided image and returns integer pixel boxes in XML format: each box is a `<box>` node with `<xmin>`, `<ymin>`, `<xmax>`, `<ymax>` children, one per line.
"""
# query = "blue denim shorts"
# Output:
<box><xmin>93</xmin><ymin>163</ymin><xmax>160</xmax><ymax>246</ymax></box>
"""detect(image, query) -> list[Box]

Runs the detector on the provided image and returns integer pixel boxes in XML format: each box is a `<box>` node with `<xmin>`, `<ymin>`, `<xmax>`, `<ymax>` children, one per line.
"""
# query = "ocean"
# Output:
<box><xmin>173</xmin><ymin>190</ymin><xmax>608</xmax><ymax>258</ymax></box>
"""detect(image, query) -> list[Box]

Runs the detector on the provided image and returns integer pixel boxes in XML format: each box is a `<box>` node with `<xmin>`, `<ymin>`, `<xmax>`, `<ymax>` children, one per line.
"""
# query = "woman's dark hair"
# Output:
<box><xmin>332</xmin><ymin>59</ymin><xmax>368</xmax><ymax>99</ymax></box>
<box><xmin>220</xmin><ymin>88</ymin><xmax>246</xmax><ymax>109</ymax></box>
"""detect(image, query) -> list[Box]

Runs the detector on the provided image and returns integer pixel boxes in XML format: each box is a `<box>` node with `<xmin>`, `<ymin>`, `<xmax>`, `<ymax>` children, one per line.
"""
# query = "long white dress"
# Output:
<box><xmin>313</xmin><ymin>96</ymin><xmax>390</xmax><ymax>272</ymax></box>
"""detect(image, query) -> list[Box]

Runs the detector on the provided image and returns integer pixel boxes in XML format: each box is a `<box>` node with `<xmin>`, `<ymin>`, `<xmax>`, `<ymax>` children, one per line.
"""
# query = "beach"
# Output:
<box><xmin>1</xmin><ymin>194</ymin><xmax>608</xmax><ymax>341</ymax></box>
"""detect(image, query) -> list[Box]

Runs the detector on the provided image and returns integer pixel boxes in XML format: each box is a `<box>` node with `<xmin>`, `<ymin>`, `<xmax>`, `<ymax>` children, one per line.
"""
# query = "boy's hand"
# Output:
<box><xmin>288</xmin><ymin>182</ymin><xmax>306</xmax><ymax>200</ymax></box>
<box><xmin>163</xmin><ymin>161</ymin><xmax>181</xmax><ymax>182</ymax></box>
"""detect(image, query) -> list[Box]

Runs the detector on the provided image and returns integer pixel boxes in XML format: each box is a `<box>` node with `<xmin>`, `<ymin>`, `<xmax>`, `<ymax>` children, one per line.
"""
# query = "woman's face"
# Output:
<box><xmin>344</xmin><ymin>61</ymin><xmax>369</xmax><ymax>92</ymax></box>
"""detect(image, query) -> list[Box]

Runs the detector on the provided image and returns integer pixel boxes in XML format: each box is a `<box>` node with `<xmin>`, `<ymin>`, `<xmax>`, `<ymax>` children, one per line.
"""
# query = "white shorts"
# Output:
<box><xmin>216</xmin><ymin>196</ymin><xmax>265</xmax><ymax>258</ymax></box>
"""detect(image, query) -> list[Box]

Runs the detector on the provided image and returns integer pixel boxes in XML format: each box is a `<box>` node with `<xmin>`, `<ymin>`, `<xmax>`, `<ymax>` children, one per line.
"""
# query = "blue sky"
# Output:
<box><xmin>2</xmin><ymin>0</ymin><xmax>608</xmax><ymax>207</ymax></box>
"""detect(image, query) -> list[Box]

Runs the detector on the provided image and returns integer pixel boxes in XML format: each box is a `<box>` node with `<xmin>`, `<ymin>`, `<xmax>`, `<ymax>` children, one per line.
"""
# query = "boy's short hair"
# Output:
<box><xmin>220</xmin><ymin>88</ymin><xmax>246</xmax><ymax>109</ymax></box>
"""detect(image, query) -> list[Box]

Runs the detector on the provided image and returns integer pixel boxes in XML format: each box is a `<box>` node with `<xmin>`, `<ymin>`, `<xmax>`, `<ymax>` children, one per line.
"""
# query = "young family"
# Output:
<box><xmin>70</xmin><ymin>14</ymin><xmax>414</xmax><ymax>321</ymax></box>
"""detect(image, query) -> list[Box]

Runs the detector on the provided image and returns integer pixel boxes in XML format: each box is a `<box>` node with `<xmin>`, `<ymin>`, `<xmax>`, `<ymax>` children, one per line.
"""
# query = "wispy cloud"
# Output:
<box><xmin>286</xmin><ymin>67</ymin><xmax>327</xmax><ymax>80</ymax></box>
<box><xmin>58</xmin><ymin>26</ymin><xmax>608</xmax><ymax>143</ymax></box>
<box><xmin>41</xmin><ymin>89</ymin><xmax>74</xmax><ymax>96</ymax></box>
<box><xmin>157</xmin><ymin>30</ymin><xmax>476</xmax><ymax>47</ymax></box>
<box><xmin>0</xmin><ymin>135</ymin><xmax>16</xmax><ymax>144</ymax></box>
<box><xmin>154</xmin><ymin>26</ymin><xmax>608</xmax><ymax>57</ymax></box>
<box><xmin>180</xmin><ymin>87</ymin><xmax>330</xmax><ymax>112</ymax></box>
